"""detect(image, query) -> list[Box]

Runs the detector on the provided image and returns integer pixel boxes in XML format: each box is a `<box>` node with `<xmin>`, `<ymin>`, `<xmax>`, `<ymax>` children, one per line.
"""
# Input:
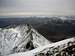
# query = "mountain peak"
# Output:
<box><xmin>0</xmin><ymin>24</ymin><xmax>51</xmax><ymax>56</ymax></box>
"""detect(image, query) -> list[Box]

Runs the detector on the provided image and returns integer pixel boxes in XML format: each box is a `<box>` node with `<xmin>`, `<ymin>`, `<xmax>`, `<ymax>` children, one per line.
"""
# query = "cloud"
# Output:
<box><xmin>0</xmin><ymin>0</ymin><xmax>75</xmax><ymax>16</ymax></box>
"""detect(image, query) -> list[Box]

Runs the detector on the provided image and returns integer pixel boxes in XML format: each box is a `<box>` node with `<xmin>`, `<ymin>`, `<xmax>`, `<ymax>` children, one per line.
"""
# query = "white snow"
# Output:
<box><xmin>0</xmin><ymin>25</ymin><xmax>51</xmax><ymax>56</ymax></box>
<box><xmin>8</xmin><ymin>37</ymin><xmax>75</xmax><ymax>56</ymax></box>
<box><xmin>0</xmin><ymin>25</ymin><xmax>75</xmax><ymax>56</ymax></box>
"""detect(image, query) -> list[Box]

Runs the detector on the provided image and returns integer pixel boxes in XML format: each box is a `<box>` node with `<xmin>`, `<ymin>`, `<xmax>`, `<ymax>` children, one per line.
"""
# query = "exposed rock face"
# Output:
<box><xmin>0</xmin><ymin>24</ymin><xmax>75</xmax><ymax>56</ymax></box>
<box><xmin>0</xmin><ymin>24</ymin><xmax>51</xmax><ymax>56</ymax></box>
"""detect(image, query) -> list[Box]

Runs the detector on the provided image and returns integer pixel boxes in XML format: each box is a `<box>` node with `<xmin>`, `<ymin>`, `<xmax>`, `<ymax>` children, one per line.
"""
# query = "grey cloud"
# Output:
<box><xmin>0</xmin><ymin>0</ymin><xmax>75</xmax><ymax>15</ymax></box>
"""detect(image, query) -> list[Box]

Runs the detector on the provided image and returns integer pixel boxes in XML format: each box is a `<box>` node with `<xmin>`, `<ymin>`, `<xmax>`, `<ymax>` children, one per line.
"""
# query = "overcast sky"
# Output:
<box><xmin>0</xmin><ymin>0</ymin><xmax>75</xmax><ymax>16</ymax></box>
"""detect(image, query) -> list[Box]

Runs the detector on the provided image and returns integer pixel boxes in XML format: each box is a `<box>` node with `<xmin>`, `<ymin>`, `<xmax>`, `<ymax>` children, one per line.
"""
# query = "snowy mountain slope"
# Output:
<box><xmin>0</xmin><ymin>24</ymin><xmax>51</xmax><ymax>56</ymax></box>
<box><xmin>0</xmin><ymin>24</ymin><xmax>75</xmax><ymax>56</ymax></box>
<box><xmin>8</xmin><ymin>37</ymin><xmax>75</xmax><ymax>56</ymax></box>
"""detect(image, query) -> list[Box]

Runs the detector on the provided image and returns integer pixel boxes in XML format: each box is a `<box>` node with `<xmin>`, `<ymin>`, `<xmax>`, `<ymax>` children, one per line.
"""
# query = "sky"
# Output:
<box><xmin>0</xmin><ymin>0</ymin><xmax>75</xmax><ymax>16</ymax></box>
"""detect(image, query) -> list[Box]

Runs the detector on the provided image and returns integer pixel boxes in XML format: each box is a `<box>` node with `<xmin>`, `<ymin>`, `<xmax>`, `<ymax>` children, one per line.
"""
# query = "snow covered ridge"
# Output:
<box><xmin>8</xmin><ymin>37</ymin><xmax>75</xmax><ymax>56</ymax></box>
<box><xmin>0</xmin><ymin>24</ymin><xmax>75</xmax><ymax>56</ymax></box>
<box><xmin>0</xmin><ymin>24</ymin><xmax>51</xmax><ymax>56</ymax></box>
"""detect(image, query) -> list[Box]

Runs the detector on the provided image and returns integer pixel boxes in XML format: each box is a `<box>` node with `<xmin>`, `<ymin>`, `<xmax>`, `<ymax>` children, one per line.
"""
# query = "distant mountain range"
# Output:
<box><xmin>0</xmin><ymin>16</ymin><xmax>75</xmax><ymax>42</ymax></box>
